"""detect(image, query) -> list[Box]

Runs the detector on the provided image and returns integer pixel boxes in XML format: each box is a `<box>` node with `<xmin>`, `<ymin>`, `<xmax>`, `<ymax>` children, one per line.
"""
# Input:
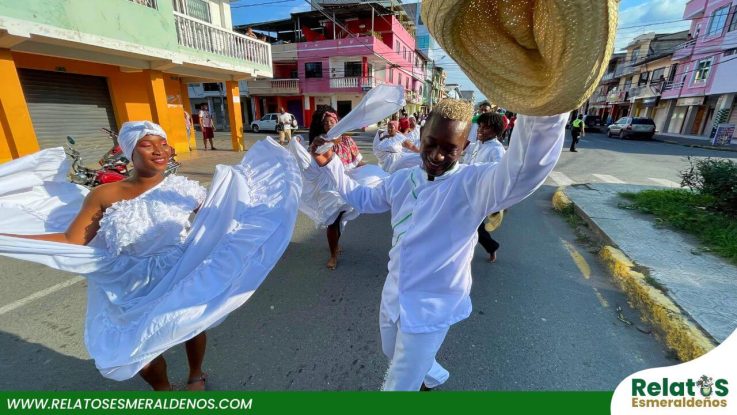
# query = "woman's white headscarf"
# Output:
<box><xmin>118</xmin><ymin>121</ymin><xmax>167</xmax><ymax>161</ymax></box>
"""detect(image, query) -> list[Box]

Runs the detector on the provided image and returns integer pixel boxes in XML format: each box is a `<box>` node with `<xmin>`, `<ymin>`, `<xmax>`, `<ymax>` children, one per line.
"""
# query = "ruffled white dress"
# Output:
<box><xmin>372</xmin><ymin>131</ymin><xmax>421</xmax><ymax>174</ymax></box>
<box><xmin>0</xmin><ymin>138</ymin><xmax>301</xmax><ymax>381</ymax></box>
<box><xmin>287</xmin><ymin>136</ymin><xmax>387</xmax><ymax>230</ymax></box>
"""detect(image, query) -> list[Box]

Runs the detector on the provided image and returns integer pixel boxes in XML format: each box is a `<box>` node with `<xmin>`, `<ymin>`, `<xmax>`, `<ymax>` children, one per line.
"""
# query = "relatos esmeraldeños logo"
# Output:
<box><xmin>631</xmin><ymin>375</ymin><xmax>729</xmax><ymax>408</ymax></box>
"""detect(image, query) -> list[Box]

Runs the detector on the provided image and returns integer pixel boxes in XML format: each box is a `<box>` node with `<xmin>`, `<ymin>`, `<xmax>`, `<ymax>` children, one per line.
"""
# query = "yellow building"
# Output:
<box><xmin>0</xmin><ymin>0</ymin><xmax>272</xmax><ymax>163</ymax></box>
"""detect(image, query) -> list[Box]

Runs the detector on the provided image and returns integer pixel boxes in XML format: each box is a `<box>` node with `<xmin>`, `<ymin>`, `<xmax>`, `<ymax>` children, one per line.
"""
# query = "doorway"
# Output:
<box><xmin>337</xmin><ymin>100</ymin><xmax>352</xmax><ymax>119</ymax></box>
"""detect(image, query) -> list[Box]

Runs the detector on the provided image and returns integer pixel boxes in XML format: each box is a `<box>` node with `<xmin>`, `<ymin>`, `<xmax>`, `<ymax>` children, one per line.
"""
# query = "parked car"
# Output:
<box><xmin>607</xmin><ymin>117</ymin><xmax>656</xmax><ymax>140</ymax></box>
<box><xmin>250</xmin><ymin>113</ymin><xmax>280</xmax><ymax>133</ymax></box>
<box><xmin>583</xmin><ymin>114</ymin><xmax>604</xmax><ymax>132</ymax></box>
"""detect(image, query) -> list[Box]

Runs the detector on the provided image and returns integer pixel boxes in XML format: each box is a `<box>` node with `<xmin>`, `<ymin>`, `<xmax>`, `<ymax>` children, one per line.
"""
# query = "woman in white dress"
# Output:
<box><xmin>0</xmin><ymin>121</ymin><xmax>301</xmax><ymax>390</ymax></box>
<box><xmin>373</xmin><ymin>121</ymin><xmax>421</xmax><ymax>173</ymax></box>
<box><xmin>289</xmin><ymin>107</ymin><xmax>387</xmax><ymax>270</ymax></box>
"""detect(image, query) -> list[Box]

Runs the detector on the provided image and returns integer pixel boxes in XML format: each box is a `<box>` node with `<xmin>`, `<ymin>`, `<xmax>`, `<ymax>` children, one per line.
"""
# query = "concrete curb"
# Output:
<box><xmin>553</xmin><ymin>187</ymin><xmax>717</xmax><ymax>361</ymax></box>
<box><xmin>653</xmin><ymin>137</ymin><xmax>737</xmax><ymax>153</ymax></box>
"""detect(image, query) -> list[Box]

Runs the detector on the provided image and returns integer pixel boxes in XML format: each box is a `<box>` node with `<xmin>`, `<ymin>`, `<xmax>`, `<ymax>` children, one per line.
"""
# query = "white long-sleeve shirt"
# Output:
<box><xmin>463</xmin><ymin>138</ymin><xmax>506</xmax><ymax>165</ymax></box>
<box><xmin>373</xmin><ymin>131</ymin><xmax>417</xmax><ymax>173</ymax></box>
<box><xmin>324</xmin><ymin>114</ymin><xmax>566</xmax><ymax>333</ymax></box>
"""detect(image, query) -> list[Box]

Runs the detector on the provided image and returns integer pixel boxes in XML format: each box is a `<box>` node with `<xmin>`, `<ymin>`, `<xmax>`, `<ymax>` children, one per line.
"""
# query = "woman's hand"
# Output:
<box><xmin>309</xmin><ymin>136</ymin><xmax>335</xmax><ymax>167</ymax></box>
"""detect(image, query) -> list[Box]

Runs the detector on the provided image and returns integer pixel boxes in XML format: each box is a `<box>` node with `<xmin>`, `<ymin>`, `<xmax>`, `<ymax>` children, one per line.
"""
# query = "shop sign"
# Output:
<box><xmin>711</xmin><ymin>123</ymin><xmax>735</xmax><ymax>146</ymax></box>
<box><xmin>676</xmin><ymin>96</ymin><xmax>704</xmax><ymax>106</ymax></box>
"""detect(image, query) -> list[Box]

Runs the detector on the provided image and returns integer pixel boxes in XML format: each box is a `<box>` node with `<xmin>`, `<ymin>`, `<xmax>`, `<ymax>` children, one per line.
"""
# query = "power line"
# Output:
<box><xmin>232</xmin><ymin>0</ymin><xmax>300</xmax><ymax>8</ymax></box>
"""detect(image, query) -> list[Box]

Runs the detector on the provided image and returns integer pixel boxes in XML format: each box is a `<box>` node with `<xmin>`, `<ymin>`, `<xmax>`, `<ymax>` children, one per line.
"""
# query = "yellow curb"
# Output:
<box><xmin>552</xmin><ymin>186</ymin><xmax>573</xmax><ymax>212</ymax></box>
<box><xmin>599</xmin><ymin>246</ymin><xmax>716</xmax><ymax>361</ymax></box>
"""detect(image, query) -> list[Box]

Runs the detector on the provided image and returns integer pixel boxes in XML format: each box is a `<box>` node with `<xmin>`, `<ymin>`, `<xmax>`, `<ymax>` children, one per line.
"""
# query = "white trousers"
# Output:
<box><xmin>379</xmin><ymin>313</ymin><xmax>450</xmax><ymax>391</ymax></box>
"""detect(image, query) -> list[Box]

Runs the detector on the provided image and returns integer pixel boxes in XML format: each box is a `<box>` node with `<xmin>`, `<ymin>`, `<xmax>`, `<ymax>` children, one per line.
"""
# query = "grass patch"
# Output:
<box><xmin>621</xmin><ymin>189</ymin><xmax>737</xmax><ymax>265</ymax></box>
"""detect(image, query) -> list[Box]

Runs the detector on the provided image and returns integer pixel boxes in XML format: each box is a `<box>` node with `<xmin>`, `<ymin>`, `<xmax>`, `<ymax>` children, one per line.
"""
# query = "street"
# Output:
<box><xmin>1</xmin><ymin>131</ymin><xmax>734</xmax><ymax>391</ymax></box>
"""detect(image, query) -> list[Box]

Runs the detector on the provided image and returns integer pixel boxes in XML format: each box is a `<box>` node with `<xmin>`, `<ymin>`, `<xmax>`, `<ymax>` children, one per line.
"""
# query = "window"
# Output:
<box><xmin>623</xmin><ymin>79</ymin><xmax>632</xmax><ymax>91</ymax></box>
<box><xmin>706</xmin><ymin>5</ymin><xmax>729</xmax><ymax>37</ymax></box>
<box><xmin>693</xmin><ymin>58</ymin><xmax>712</xmax><ymax>82</ymax></box>
<box><xmin>203</xmin><ymin>83</ymin><xmax>220</xmax><ymax>92</ymax></box>
<box><xmin>305</xmin><ymin>62</ymin><xmax>323</xmax><ymax>78</ymax></box>
<box><xmin>630</xmin><ymin>49</ymin><xmax>640</xmax><ymax>63</ymax></box>
<box><xmin>725</xmin><ymin>48</ymin><xmax>737</xmax><ymax>56</ymax></box>
<box><xmin>651</xmin><ymin>67</ymin><xmax>665</xmax><ymax>82</ymax></box>
<box><xmin>178</xmin><ymin>0</ymin><xmax>211</xmax><ymax>23</ymax></box>
<box><xmin>395</xmin><ymin>40</ymin><xmax>400</xmax><ymax>51</ymax></box>
<box><xmin>729</xmin><ymin>6</ymin><xmax>737</xmax><ymax>32</ymax></box>
<box><xmin>638</xmin><ymin>71</ymin><xmax>649</xmax><ymax>86</ymax></box>
<box><xmin>398</xmin><ymin>73</ymin><xmax>402</xmax><ymax>84</ymax></box>
<box><xmin>344</xmin><ymin>62</ymin><xmax>362</xmax><ymax>77</ymax></box>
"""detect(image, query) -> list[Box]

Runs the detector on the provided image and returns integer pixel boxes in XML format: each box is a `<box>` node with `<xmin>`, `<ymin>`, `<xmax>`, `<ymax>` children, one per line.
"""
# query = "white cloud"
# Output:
<box><xmin>615</xmin><ymin>0</ymin><xmax>691</xmax><ymax>51</ymax></box>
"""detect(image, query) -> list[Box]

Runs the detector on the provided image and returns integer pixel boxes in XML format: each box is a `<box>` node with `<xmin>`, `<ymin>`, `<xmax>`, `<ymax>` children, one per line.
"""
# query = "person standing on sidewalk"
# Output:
<box><xmin>198</xmin><ymin>104</ymin><xmax>217</xmax><ymax>150</ymax></box>
<box><xmin>278</xmin><ymin>107</ymin><xmax>295</xmax><ymax>145</ymax></box>
<box><xmin>570</xmin><ymin>113</ymin><xmax>585</xmax><ymax>152</ymax></box>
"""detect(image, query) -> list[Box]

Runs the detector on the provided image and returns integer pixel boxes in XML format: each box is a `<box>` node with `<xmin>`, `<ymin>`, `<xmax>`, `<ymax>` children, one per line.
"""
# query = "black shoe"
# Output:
<box><xmin>570</xmin><ymin>149</ymin><xmax>578</xmax><ymax>152</ymax></box>
<box><xmin>211</xmin><ymin>147</ymin><xmax>218</xmax><ymax>150</ymax></box>
<box><xmin>420</xmin><ymin>383</ymin><xmax>434</xmax><ymax>392</ymax></box>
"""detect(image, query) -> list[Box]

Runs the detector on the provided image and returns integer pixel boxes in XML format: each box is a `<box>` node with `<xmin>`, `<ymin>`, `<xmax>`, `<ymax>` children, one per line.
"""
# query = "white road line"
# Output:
<box><xmin>0</xmin><ymin>276</ymin><xmax>84</xmax><ymax>317</ymax></box>
<box><xmin>548</xmin><ymin>171</ymin><xmax>575</xmax><ymax>186</ymax></box>
<box><xmin>592</xmin><ymin>174</ymin><xmax>626</xmax><ymax>184</ymax></box>
<box><xmin>648</xmin><ymin>178</ymin><xmax>681</xmax><ymax>188</ymax></box>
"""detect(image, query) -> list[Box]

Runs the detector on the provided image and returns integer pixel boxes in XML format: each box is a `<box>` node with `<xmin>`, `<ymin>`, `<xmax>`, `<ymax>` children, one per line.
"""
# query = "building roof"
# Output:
<box><xmin>460</xmin><ymin>90</ymin><xmax>475</xmax><ymax>100</ymax></box>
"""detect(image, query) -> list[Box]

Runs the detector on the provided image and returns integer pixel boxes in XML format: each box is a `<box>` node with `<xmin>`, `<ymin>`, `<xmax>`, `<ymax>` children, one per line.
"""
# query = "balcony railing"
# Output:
<box><xmin>173</xmin><ymin>12</ymin><xmax>271</xmax><ymax>67</ymax></box>
<box><xmin>662</xmin><ymin>81</ymin><xmax>685</xmax><ymax>91</ymax></box>
<box><xmin>672</xmin><ymin>39</ymin><xmax>696</xmax><ymax>60</ymax></box>
<box><xmin>248</xmin><ymin>78</ymin><xmax>299</xmax><ymax>95</ymax></box>
<box><xmin>330</xmin><ymin>77</ymin><xmax>360</xmax><ymax>89</ymax></box>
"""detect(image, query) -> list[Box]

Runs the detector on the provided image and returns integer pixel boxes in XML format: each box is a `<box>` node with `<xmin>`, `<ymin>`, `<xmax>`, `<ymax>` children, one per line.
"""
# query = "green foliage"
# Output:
<box><xmin>621</xmin><ymin>189</ymin><xmax>737</xmax><ymax>265</ymax></box>
<box><xmin>680</xmin><ymin>157</ymin><xmax>737</xmax><ymax>217</ymax></box>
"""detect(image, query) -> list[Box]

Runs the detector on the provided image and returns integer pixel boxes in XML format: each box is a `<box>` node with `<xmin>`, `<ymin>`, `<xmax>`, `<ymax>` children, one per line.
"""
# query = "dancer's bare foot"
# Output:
<box><xmin>326</xmin><ymin>256</ymin><xmax>338</xmax><ymax>270</ymax></box>
<box><xmin>186</xmin><ymin>373</ymin><xmax>207</xmax><ymax>391</ymax></box>
<box><xmin>488</xmin><ymin>252</ymin><xmax>497</xmax><ymax>263</ymax></box>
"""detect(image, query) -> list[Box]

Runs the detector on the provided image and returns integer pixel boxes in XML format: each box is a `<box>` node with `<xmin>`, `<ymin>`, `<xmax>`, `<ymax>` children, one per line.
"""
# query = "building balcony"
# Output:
<box><xmin>683</xmin><ymin>0</ymin><xmax>707</xmax><ymax>19</ymax></box>
<box><xmin>406</xmin><ymin>90</ymin><xmax>422</xmax><ymax>104</ymax></box>
<box><xmin>271</xmin><ymin>43</ymin><xmax>297</xmax><ymax>62</ymax></box>
<box><xmin>247</xmin><ymin>78</ymin><xmax>300</xmax><ymax>95</ymax></box>
<box><xmin>661</xmin><ymin>81</ymin><xmax>685</xmax><ymax>99</ymax></box>
<box><xmin>672</xmin><ymin>39</ymin><xmax>696</xmax><ymax>61</ymax></box>
<box><xmin>174</xmin><ymin>12</ymin><xmax>271</xmax><ymax>70</ymax></box>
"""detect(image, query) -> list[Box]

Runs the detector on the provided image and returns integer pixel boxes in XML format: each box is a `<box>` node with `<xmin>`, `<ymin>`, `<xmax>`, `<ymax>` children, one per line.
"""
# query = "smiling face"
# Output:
<box><xmin>322</xmin><ymin>116</ymin><xmax>337</xmax><ymax>134</ymax></box>
<box><xmin>387</xmin><ymin>122</ymin><xmax>397</xmax><ymax>136</ymax></box>
<box><xmin>131</xmin><ymin>134</ymin><xmax>170</xmax><ymax>174</ymax></box>
<box><xmin>420</xmin><ymin>115</ymin><xmax>470</xmax><ymax>177</ymax></box>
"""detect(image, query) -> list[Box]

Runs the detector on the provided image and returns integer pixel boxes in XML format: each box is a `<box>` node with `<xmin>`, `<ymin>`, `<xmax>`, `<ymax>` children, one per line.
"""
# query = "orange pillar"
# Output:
<box><xmin>226</xmin><ymin>80</ymin><xmax>244</xmax><ymax>151</ymax></box>
<box><xmin>0</xmin><ymin>48</ymin><xmax>39</xmax><ymax>162</ymax></box>
<box><xmin>146</xmin><ymin>70</ymin><xmax>172</xmax><ymax>132</ymax></box>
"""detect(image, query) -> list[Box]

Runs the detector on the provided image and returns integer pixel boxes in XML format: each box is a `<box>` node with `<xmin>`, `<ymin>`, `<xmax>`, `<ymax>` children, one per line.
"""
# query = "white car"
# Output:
<box><xmin>250</xmin><ymin>113</ymin><xmax>280</xmax><ymax>133</ymax></box>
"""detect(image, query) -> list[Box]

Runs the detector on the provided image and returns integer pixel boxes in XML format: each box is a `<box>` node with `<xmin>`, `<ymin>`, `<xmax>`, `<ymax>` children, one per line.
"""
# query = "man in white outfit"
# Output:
<box><xmin>312</xmin><ymin>99</ymin><xmax>566</xmax><ymax>390</ymax></box>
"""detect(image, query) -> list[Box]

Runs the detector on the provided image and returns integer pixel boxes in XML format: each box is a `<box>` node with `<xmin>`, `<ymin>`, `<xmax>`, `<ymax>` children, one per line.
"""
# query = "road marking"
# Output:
<box><xmin>592</xmin><ymin>174</ymin><xmax>625</xmax><ymax>184</ymax></box>
<box><xmin>648</xmin><ymin>178</ymin><xmax>681</xmax><ymax>188</ymax></box>
<box><xmin>0</xmin><ymin>276</ymin><xmax>84</xmax><ymax>317</ymax></box>
<box><xmin>593</xmin><ymin>288</ymin><xmax>610</xmax><ymax>308</ymax></box>
<box><xmin>562</xmin><ymin>240</ymin><xmax>591</xmax><ymax>280</ymax></box>
<box><xmin>548</xmin><ymin>171</ymin><xmax>575</xmax><ymax>186</ymax></box>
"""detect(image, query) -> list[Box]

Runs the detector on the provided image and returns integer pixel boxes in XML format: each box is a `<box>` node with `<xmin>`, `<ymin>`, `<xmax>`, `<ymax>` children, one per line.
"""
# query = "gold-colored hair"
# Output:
<box><xmin>430</xmin><ymin>99</ymin><xmax>473</xmax><ymax>122</ymax></box>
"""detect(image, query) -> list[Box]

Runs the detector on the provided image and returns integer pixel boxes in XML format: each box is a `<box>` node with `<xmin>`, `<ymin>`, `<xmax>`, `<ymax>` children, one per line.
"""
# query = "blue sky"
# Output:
<box><xmin>231</xmin><ymin>0</ymin><xmax>692</xmax><ymax>101</ymax></box>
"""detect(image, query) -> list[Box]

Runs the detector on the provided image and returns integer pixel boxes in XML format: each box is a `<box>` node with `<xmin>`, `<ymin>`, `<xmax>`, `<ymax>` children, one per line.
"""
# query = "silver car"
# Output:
<box><xmin>607</xmin><ymin>117</ymin><xmax>656</xmax><ymax>140</ymax></box>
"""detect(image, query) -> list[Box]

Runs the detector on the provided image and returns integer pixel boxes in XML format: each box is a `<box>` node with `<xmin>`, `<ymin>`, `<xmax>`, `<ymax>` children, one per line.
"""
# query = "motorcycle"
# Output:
<box><xmin>65</xmin><ymin>136</ymin><xmax>127</xmax><ymax>187</ymax></box>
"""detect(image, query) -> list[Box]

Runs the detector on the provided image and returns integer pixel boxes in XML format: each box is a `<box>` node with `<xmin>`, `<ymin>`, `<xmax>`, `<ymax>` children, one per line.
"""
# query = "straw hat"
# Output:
<box><xmin>422</xmin><ymin>0</ymin><xmax>619</xmax><ymax>116</ymax></box>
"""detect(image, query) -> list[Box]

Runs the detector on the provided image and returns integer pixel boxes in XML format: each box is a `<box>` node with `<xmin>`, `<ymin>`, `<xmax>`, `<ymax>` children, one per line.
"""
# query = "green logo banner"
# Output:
<box><xmin>0</xmin><ymin>392</ymin><xmax>612</xmax><ymax>415</ymax></box>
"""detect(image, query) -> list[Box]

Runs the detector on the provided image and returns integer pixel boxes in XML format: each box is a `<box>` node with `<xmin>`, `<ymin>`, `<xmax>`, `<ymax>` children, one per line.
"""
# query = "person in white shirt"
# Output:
<box><xmin>311</xmin><ymin>99</ymin><xmax>566</xmax><ymax>391</ymax></box>
<box><xmin>467</xmin><ymin>101</ymin><xmax>493</xmax><ymax>145</ymax></box>
<box><xmin>372</xmin><ymin>121</ymin><xmax>420</xmax><ymax>173</ymax></box>
<box><xmin>406</xmin><ymin>116</ymin><xmax>421</xmax><ymax>149</ymax></box>
<box><xmin>278</xmin><ymin>107</ymin><xmax>295</xmax><ymax>145</ymax></box>
<box><xmin>198</xmin><ymin>104</ymin><xmax>216</xmax><ymax>150</ymax></box>
<box><xmin>463</xmin><ymin>111</ymin><xmax>507</xmax><ymax>262</ymax></box>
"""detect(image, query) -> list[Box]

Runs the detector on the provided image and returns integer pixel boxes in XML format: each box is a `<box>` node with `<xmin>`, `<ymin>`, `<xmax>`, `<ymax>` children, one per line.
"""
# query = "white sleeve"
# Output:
<box><xmin>463</xmin><ymin>114</ymin><xmax>566</xmax><ymax>217</ymax></box>
<box><xmin>323</xmin><ymin>157</ymin><xmax>391</xmax><ymax>214</ymax></box>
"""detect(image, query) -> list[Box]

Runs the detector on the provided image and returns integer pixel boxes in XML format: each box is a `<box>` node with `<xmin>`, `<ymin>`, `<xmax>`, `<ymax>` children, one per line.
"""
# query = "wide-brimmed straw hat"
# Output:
<box><xmin>422</xmin><ymin>0</ymin><xmax>619</xmax><ymax>116</ymax></box>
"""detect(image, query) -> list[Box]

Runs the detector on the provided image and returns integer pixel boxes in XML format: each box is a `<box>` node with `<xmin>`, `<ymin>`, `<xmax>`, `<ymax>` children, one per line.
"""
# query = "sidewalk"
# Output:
<box><xmin>553</xmin><ymin>183</ymin><xmax>737</xmax><ymax>361</ymax></box>
<box><xmin>654</xmin><ymin>132</ymin><xmax>737</xmax><ymax>152</ymax></box>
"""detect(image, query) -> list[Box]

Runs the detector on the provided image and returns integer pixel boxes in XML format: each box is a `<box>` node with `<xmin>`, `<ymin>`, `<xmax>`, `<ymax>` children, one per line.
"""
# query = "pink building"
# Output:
<box><xmin>660</xmin><ymin>0</ymin><xmax>737</xmax><ymax>136</ymax></box>
<box><xmin>242</xmin><ymin>3</ymin><xmax>427</xmax><ymax>129</ymax></box>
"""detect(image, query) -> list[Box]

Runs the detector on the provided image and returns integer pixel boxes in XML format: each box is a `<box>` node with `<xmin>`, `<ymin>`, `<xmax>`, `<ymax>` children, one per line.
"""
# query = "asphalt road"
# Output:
<box><xmin>1</xmin><ymin>131</ymin><xmax>733</xmax><ymax>390</ymax></box>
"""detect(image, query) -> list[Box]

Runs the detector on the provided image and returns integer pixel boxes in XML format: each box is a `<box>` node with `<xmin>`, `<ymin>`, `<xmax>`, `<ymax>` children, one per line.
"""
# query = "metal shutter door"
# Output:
<box><xmin>19</xmin><ymin>69</ymin><xmax>117</xmax><ymax>164</ymax></box>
